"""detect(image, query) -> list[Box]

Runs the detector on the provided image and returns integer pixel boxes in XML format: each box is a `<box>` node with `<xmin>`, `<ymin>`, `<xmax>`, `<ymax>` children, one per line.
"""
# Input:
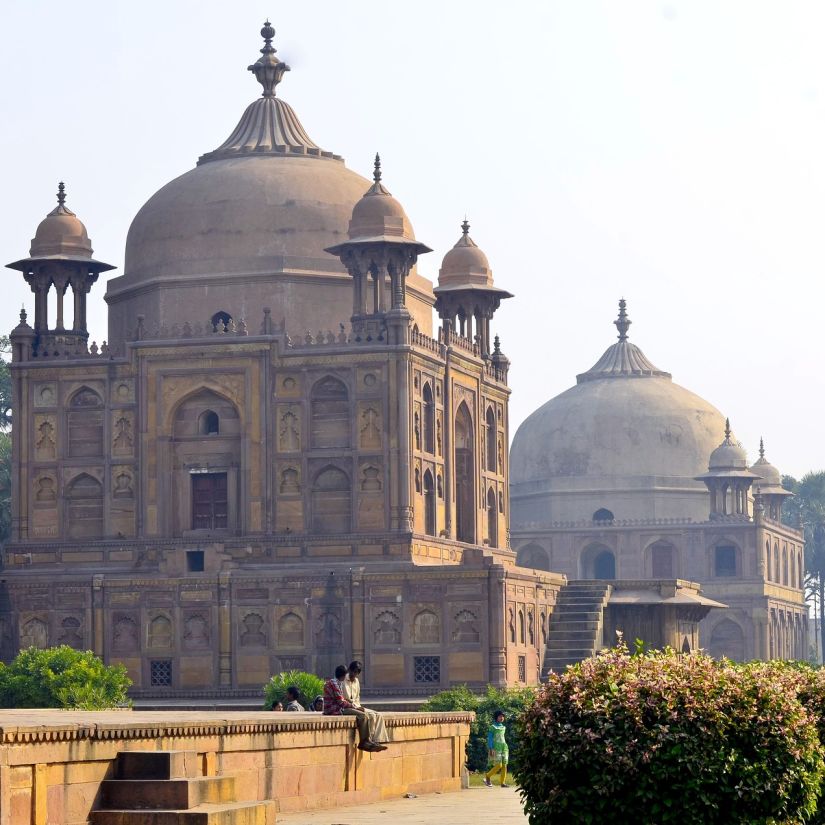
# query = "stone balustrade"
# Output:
<box><xmin>0</xmin><ymin>709</ymin><xmax>472</xmax><ymax>824</ymax></box>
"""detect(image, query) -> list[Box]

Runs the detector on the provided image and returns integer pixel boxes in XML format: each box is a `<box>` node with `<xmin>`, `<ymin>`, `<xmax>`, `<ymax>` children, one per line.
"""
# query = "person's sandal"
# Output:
<box><xmin>358</xmin><ymin>742</ymin><xmax>379</xmax><ymax>751</ymax></box>
<box><xmin>501</xmin><ymin>783</ymin><xmax>510</xmax><ymax>788</ymax></box>
<box><xmin>483</xmin><ymin>778</ymin><xmax>493</xmax><ymax>787</ymax></box>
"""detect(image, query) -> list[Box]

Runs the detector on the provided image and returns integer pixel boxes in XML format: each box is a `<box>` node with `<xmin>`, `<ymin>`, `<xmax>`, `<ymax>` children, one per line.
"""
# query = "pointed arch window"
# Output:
<box><xmin>68</xmin><ymin>387</ymin><xmax>104</xmax><ymax>457</ymax></box>
<box><xmin>311</xmin><ymin>377</ymin><xmax>350</xmax><ymax>449</ymax></box>
<box><xmin>198</xmin><ymin>410</ymin><xmax>220</xmax><ymax>435</ymax></box>
<box><xmin>311</xmin><ymin>466</ymin><xmax>351</xmax><ymax>533</ymax></box>
<box><xmin>423</xmin><ymin>383</ymin><xmax>435</xmax><ymax>454</ymax></box>
<box><xmin>486</xmin><ymin>406</ymin><xmax>497</xmax><ymax>473</ymax></box>
<box><xmin>454</xmin><ymin>403</ymin><xmax>475</xmax><ymax>543</ymax></box>
<box><xmin>66</xmin><ymin>473</ymin><xmax>104</xmax><ymax>539</ymax></box>
<box><xmin>423</xmin><ymin>469</ymin><xmax>436</xmax><ymax>537</ymax></box>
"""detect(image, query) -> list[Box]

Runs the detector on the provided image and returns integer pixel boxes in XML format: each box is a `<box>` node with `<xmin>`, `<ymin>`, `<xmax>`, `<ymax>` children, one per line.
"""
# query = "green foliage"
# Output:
<box><xmin>0</xmin><ymin>335</ymin><xmax>11</xmax><ymax>433</ymax></box>
<box><xmin>421</xmin><ymin>684</ymin><xmax>535</xmax><ymax>772</ymax></box>
<box><xmin>0</xmin><ymin>646</ymin><xmax>131</xmax><ymax>710</ymax></box>
<box><xmin>0</xmin><ymin>432</ymin><xmax>11</xmax><ymax>544</ymax></box>
<box><xmin>263</xmin><ymin>669</ymin><xmax>324</xmax><ymax>710</ymax></box>
<box><xmin>517</xmin><ymin>644</ymin><xmax>823</xmax><ymax>825</ymax></box>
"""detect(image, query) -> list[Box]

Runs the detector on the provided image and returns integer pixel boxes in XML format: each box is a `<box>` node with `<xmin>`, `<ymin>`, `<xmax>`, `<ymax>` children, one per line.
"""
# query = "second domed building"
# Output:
<box><xmin>510</xmin><ymin>300</ymin><xmax>806</xmax><ymax>664</ymax></box>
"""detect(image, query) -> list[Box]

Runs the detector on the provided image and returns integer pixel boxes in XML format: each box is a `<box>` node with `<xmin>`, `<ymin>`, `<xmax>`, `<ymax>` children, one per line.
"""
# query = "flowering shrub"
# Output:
<box><xmin>517</xmin><ymin>644</ymin><xmax>822</xmax><ymax>824</ymax></box>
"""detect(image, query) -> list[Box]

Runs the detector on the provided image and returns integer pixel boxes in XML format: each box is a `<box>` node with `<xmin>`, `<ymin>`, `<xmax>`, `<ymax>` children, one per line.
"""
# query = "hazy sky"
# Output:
<box><xmin>1</xmin><ymin>1</ymin><xmax>823</xmax><ymax>478</ymax></box>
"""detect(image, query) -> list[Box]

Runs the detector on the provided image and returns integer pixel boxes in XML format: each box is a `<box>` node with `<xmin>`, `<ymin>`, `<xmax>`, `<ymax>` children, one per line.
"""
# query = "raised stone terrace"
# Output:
<box><xmin>0</xmin><ymin>709</ymin><xmax>471</xmax><ymax>824</ymax></box>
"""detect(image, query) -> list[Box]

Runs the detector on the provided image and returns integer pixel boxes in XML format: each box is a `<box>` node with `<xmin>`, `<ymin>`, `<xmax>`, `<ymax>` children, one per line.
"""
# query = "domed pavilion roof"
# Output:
<box><xmin>105</xmin><ymin>22</ymin><xmax>434</xmax><ymax>341</ymax></box>
<box><xmin>510</xmin><ymin>300</ymin><xmax>727</xmax><ymax>524</ymax></box>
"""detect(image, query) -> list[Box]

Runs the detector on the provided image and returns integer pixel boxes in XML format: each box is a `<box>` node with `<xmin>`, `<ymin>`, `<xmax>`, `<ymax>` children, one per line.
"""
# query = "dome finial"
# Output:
<box><xmin>759</xmin><ymin>436</ymin><xmax>765</xmax><ymax>460</ymax></box>
<box><xmin>248</xmin><ymin>19</ymin><xmax>290</xmax><ymax>97</ymax></box>
<box><xmin>614</xmin><ymin>297</ymin><xmax>631</xmax><ymax>341</ymax></box>
<box><xmin>724</xmin><ymin>417</ymin><xmax>732</xmax><ymax>441</ymax></box>
<box><xmin>461</xmin><ymin>218</ymin><xmax>470</xmax><ymax>236</ymax></box>
<box><xmin>373</xmin><ymin>153</ymin><xmax>382</xmax><ymax>183</ymax></box>
<box><xmin>57</xmin><ymin>181</ymin><xmax>66</xmax><ymax>206</ymax></box>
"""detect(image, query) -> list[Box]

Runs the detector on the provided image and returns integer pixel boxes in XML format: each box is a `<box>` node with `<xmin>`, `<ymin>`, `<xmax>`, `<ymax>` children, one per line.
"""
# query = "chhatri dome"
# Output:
<box><xmin>105</xmin><ymin>22</ymin><xmax>434</xmax><ymax>343</ymax></box>
<box><xmin>510</xmin><ymin>300</ymin><xmax>727</xmax><ymax>523</ymax></box>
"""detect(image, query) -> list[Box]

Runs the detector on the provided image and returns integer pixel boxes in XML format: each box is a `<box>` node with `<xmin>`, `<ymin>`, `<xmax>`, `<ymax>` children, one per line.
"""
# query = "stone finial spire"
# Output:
<box><xmin>759</xmin><ymin>436</ymin><xmax>765</xmax><ymax>460</ymax></box>
<box><xmin>461</xmin><ymin>218</ymin><xmax>470</xmax><ymax>237</ymax></box>
<box><xmin>248</xmin><ymin>20</ymin><xmax>290</xmax><ymax>97</ymax></box>
<box><xmin>49</xmin><ymin>181</ymin><xmax>75</xmax><ymax>217</ymax></box>
<box><xmin>724</xmin><ymin>417</ymin><xmax>732</xmax><ymax>443</ymax></box>
<box><xmin>614</xmin><ymin>298</ymin><xmax>631</xmax><ymax>341</ymax></box>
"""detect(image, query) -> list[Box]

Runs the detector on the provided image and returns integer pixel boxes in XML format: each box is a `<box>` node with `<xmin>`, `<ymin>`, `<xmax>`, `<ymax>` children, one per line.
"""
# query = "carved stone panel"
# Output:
<box><xmin>112</xmin><ymin>468</ymin><xmax>135</xmax><ymax>499</ymax></box>
<box><xmin>372</xmin><ymin>608</ymin><xmax>402</xmax><ymax>646</ymax></box>
<box><xmin>411</xmin><ymin>607</ymin><xmax>441</xmax><ymax>645</ymax></box>
<box><xmin>33</xmin><ymin>383</ymin><xmax>57</xmax><ymax>408</ymax></box>
<box><xmin>112</xmin><ymin>380</ymin><xmax>134</xmax><ymax>404</ymax></box>
<box><xmin>314</xmin><ymin>610</ymin><xmax>342</xmax><ymax>648</ymax></box>
<box><xmin>19</xmin><ymin>614</ymin><xmax>48</xmax><ymax>649</ymax></box>
<box><xmin>358</xmin><ymin>461</ymin><xmax>384</xmax><ymax>531</ymax></box>
<box><xmin>147</xmin><ymin>612</ymin><xmax>173</xmax><ymax>650</ymax></box>
<box><xmin>34</xmin><ymin>414</ymin><xmax>57</xmax><ymax>461</ymax></box>
<box><xmin>277</xmin><ymin>374</ymin><xmax>301</xmax><ymax>398</ymax></box>
<box><xmin>239</xmin><ymin>611</ymin><xmax>268</xmax><ymax>648</ymax></box>
<box><xmin>112</xmin><ymin>412</ymin><xmax>134</xmax><ymax>457</ymax></box>
<box><xmin>277</xmin><ymin>464</ymin><xmax>301</xmax><ymax>495</ymax></box>
<box><xmin>358</xmin><ymin>403</ymin><xmax>382</xmax><ymax>450</ymax></box>
<box><xmin>275</xmin><ymin>609</ymin><xmax>305</xmax><ymax>649</ymax></box>
<box><xmin>182</xmin><ymin>611</ymin><xmax>210</xmax><ymax>650</ymax></box>
<box><xmin>277</xmin><ymin>405</ymin><xmax>301</xmax><ymax>452</ymax></box>
<box><xmin>57</xmin><ymin>615</ymin><xmax>84</xmax><ymax>649</ymax></box>
<box><xmin>112</xmin><ymin>612</ymin><xmax>140</xmax><ymax>653</ymax></box>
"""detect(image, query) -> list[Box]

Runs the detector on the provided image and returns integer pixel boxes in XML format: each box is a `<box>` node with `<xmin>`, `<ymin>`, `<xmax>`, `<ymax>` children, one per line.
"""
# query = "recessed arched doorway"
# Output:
<box><xmin>593</xmin><ymin>550</ymin><xmax>616</xmax><ymax>580</ymax></box>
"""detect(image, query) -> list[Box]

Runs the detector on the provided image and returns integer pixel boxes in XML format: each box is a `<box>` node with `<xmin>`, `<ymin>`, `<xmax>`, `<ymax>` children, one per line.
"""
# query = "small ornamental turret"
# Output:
<box><xmin>326</xmin><ymin>154</ymin><xmax>431</xmax><ymax>345</ymax></box>
<box><xmin>6</xmin><ymin>183</ymin><xmax>115</xmax><ymax>359</ymax></box>
<box><xmin>434</xmin><ymin>219</ymin><xmax>512</xmax><ymax>358</ymax></box>
<box><xmin>696</xmin><ymin>419</ymin><xmax>761</xmax><ymax>519</ymax></box>
<box><xmin>749</xmin><ymin>438</ymin><xmax>793</xmax><ymax>521</ymax></box>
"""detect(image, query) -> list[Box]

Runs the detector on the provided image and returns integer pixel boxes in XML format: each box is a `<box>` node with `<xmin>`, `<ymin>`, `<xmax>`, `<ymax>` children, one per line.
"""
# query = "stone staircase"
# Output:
<box><xmin>542</xmin><ymin>581</ymin><xmax>612</xmax><ymax>676</ymax></box>
<box><xmin>90</xmin><ymin>750</ymin><xmax>275</xmax><ymax>824</ymax></box>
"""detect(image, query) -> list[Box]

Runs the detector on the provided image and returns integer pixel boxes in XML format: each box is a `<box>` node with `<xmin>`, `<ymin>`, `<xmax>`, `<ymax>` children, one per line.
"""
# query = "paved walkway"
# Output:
<box><xmin>278</xmin><ymin>787</ymin><xmax>528</xmax><ymax>825</ymax></box>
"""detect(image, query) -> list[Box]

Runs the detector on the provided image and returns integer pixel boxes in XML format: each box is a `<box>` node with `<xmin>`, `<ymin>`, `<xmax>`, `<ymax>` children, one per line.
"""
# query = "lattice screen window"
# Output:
<box><xmin>518</xmin><ymin>655</ymin><xmax>526</xmax><ymax>683</ymax></box>
<box><xmin>150</xmin><ymin>659</ymin><xmax>173</xmax><ymax>687</ymax></box>
<box><xmin>414</xmin><ymin>655</ymin><xmax>440</xmax><ymax>684</ymax></box>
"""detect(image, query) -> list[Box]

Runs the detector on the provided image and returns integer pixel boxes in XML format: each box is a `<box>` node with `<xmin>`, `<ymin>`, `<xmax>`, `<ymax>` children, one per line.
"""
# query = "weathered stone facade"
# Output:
<box><xmin>0</xmin><ymin>24</ymin><xmax>563</xmax><ymax>697</ymax></box>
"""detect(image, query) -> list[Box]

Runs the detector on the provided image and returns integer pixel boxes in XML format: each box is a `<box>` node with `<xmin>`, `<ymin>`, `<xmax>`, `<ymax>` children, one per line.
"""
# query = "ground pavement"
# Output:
<box><xmin>277</xmin><ymin>786</ymin><xmax>528</xmax><ymax>825</ymax></box>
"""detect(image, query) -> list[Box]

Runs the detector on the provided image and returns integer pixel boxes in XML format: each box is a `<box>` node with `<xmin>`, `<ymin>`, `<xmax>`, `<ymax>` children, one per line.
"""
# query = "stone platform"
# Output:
<box><xmin>0</xmin><ymin>710</ymin><xmax>471</xmax><ymax>825</ymax></box>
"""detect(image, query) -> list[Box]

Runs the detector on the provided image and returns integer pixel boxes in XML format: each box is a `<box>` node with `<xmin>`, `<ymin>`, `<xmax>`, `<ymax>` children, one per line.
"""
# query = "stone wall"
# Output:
<box><xmin>0</xmin><ymin>709</ymin><xmax>472</xmax><ymax>825</ymax></box>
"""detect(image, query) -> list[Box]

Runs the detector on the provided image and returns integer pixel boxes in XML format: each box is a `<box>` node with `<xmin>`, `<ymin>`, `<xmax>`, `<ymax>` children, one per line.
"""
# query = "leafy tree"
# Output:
<box><xmin>0</xmin><ymin>433</ymin><xmax>10</xmax><ymax>544</ymax></box>
<box><xmin>783</xmin><ymin>472</ymin><xmax>825</xmax><ymax>659</ymax></box>
<box><xmin>0</xmin><ymin>646</ymin><xmax>132</xmax><ymax>709</ymax></box>
<box><xmin>0</xmin><ymin>335</ymin><xmax>11</xmax><ymax>433</ymax></box>
<box><xmin>263</xmin><ymin>669</ymin><xmax>324</xmax><ymax>710</ymax></box>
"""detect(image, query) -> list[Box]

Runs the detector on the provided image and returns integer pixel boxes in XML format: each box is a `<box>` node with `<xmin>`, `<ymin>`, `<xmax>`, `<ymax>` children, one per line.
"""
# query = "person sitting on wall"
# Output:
<box><xmin>285</xmin><ymin>685</ymin><xmax>304</xmax><ymax>711</ymax></box>
<box><xmin>323</xmin><ymin>664</ymin><xmax>387</xmax><ymax>751</ymax></box>
<box><xmin>311</xmin><ymin>695</ymin><xmax>324</xmax><ymax>712</ymax></box>
<box><xmin>343</xmin><ymin>660</ymin><xmax>389</xmax><ymax>750</ymax></box>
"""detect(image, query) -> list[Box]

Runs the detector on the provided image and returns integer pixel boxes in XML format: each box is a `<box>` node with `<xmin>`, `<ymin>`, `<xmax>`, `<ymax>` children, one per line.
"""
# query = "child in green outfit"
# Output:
<box><xmin>483</xmin><ymin>710</ymin><xmax>510</xmax><ymax>787</ymax></box>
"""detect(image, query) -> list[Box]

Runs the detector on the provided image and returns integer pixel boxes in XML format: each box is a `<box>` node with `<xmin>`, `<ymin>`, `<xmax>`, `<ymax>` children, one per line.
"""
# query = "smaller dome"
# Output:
<box><xmin>438</xmin><ymin>220</ymin><xmax>493</xmax><ymax>287</ymax></box>
<box><xmin>348</xmin><ymin>155</ymin><xmax>415</xmax><ymax>242</ymax></box>
<box><xmin>30</xmin><ymin>183</ymin><xmax>93</xmax><ymax>260</ymax></box>
<box><xmin>708</xmin><ymin>419</ymin><xmax>748</xmax><ymax>470</ymax></box>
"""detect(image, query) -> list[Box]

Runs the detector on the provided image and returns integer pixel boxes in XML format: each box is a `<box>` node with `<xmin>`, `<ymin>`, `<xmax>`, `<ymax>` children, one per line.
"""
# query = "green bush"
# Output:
<box><xmin>0</xmin><ymin>646</ymin><xmax>131</xmax><ymax>710</ymax></box>
<box><xmin>517</xmin><ymin>644</ymin><xmax>822</xmax><ymax>825</ymax></box>
<box><xmin>421</xmin><ymin>684</ymin><xmax>535</xmax><ymax>772</ymax></box>
<box><xmin>263</xmin><ymin>669</ymin><xmax>324</xmax><ymax>710</ymax></box>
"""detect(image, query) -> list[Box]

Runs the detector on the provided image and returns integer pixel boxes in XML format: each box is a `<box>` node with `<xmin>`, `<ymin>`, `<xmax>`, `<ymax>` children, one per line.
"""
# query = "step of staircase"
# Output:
<box><xmin>90</xmin><ymin>800</ymin><xmax>275</xmax><ymax>825</ymax></box>
<box><xmin>91</xmin><ymin>752</ymin><xmax>274</xmax><ymax>825</ymax></box>
<box><xmin>101</xmin><ymin>776</ymin><xmax>237</xmax><ymax>810</ymax></box>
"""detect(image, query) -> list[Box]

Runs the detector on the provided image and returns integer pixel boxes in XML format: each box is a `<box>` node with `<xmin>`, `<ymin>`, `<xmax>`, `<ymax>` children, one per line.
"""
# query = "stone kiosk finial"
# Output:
<box><xmin>248</xmin><ymin>20</ymin><xmax>290</xmax><ymax>97</ymax></box>
<box><xmin>614</xmin><ymin>297</ymin><xmax>631</xmax><ymax>341</ymax></box>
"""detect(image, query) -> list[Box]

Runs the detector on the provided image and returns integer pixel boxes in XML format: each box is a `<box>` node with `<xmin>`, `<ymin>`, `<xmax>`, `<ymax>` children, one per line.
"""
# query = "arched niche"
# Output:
<box><xmin>517</xmin><ymin>543</ymin><xmax>551</xmax><ymax>572</ymax></box>
<box><xmin>311</xmin><ymin>465</ymin><xmax>351</xmax><ymax>533</ymax></box>
<box><xmin>310</xmin><ymin>376</ymin><xmax>350</xmax><ymax>449</ymax></box>
<box><xmin>66</xmin><ymin>473</ymin><xmax>104</xmax><ymax>539</ymax></box>
<box><xmin>708</xmin><ymin>619</ymin><xmax>746</xmax><ymax>662</ymax></box>
<box><xmin>454</xmin><ymin>402</ymin><xmax>475</xmax><ymax>543</ymax></box>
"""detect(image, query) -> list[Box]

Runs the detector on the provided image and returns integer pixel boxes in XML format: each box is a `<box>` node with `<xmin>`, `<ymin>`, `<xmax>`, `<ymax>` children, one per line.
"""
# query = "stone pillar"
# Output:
<box><xmin>92</xmin><ymin>574</ymin><xmax>105</xmax><ymax>657</ymax></box>
<box><xmin>395</xmin><ymin>351</ymin><xmax>413</xmax><ymax>532</ymax></box>
<box><xmin>218</xmin><ymin>572</ymin><xmax>232</xmax><ymax>687</ymax></box>
<box><xmin>488</xmin><ymin>565</ymin><xmax>507</xmax><ymax>686</ymax></box>
<box><xmin>350</xmin><ymin>570</ymin><xmax>365</xmax><ymax>675</ymax></box>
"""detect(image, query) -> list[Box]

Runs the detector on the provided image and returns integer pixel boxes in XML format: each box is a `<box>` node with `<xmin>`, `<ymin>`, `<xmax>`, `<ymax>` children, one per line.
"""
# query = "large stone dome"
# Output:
<box><xmin>510</xmin><ymin>301</ymin><xmax>727</xmax><ymax>524</ymax></box>
<box><xmin>105</xmin><ymin>25</ymin><xmax>434</xmax><ymax>344</ymax></box>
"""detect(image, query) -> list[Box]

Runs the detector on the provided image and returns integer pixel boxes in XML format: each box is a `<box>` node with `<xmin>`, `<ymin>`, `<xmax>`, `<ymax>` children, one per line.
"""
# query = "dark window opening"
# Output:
<box><xmin>486</xmin><ymin>407</ymin><xmax>497</xmax><ymax>473</ymax></box>
<box><xmin>414</xmin><ymin>655</ymin><xmax>440</xmax><ymax>684</ymax></box>
<box><xmin>715</xmin><ymin>545</ymin><xmax>737</xmax><ymax>577</ymax></box>
<box><xmin>593</xmin><ymin>550</ymin><xmax>616</xmax><ymax>580</ymax></box>
<box><xmin>187</xmin><ymin>550</ymin><xmax>205</xmax><ymax>572</ymax></box>
<box><xmin>150</xmin><ymin>660</ymin><xmax>173</xmax><ymax>687</ymax></box>
<box><xmin>192</xmin><ymin>472</ymin><xmax>228</xmax><ymax>530</ymax></box>
<box><xmin>593</xmin><ymin>508</ymin><xmax>614</xmax><ymax>523</ymax></box>
<box><xmin>211</xmin><ymin>311</ymin><xmax>232</xmax><ymax>332</ymax></box>
<box><xmin>423</xmin><ymin>383</ymin><xmax>435</xmax><ymax>453</ymax></box>
<box><xmin>198</xmin><ymin>410</ymin><xmax>220</xmax><ymax>435</ymax></box>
